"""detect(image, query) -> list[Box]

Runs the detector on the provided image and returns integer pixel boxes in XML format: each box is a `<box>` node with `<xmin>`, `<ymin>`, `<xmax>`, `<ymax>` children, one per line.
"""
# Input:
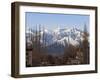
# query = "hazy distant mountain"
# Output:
<box><xmin>26</xmin><ymin>27</ymin><xmax>86</xmax><ymax>55</ymax></box>
<box><xmin>26</xmin><ymin>27</ymin><xmax>85</xmax><ymax>46</ymax></box>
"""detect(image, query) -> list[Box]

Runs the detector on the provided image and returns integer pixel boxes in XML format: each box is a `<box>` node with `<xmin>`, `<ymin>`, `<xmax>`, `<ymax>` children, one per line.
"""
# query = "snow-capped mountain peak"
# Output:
<box><xmin>26</xmin><ymin>27</ymin><xmax>85</xmax><ymax>47</ymax></box>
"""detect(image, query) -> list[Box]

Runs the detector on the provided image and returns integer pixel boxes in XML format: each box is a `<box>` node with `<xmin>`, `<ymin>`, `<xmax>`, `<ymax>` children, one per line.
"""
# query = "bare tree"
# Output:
<box><xmin>81</xmin><ymin>24</ymin><xmax>89</xmax><ymax>64</ymax></box>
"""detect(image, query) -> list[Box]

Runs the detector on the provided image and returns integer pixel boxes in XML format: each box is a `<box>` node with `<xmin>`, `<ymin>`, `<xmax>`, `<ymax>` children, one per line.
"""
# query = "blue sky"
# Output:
<box><xmin>25</xmin><ymin>12</ymin><xmax>89</xmax><ymax>32</ymax></box>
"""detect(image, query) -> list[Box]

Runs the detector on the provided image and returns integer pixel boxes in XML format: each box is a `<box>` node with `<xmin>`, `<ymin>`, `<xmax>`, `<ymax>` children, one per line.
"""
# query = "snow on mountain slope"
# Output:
<box><xmin>26</xmin><ymin>27</ymin><xmax>85</xmax><ymax>47</ymax></box>
<box><xmin>57</xmin><ymin>37</ymin><xmax>79</xmax><ymax>46</ymax></box>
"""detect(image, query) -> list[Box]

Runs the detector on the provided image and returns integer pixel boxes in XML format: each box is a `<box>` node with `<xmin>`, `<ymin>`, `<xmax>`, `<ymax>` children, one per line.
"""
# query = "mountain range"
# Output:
<box><xmin>26</xmin><ymin>27</ymin><xmax>87</xmax><ymax>55</ymax></box>
<box><xmin>26</xmin><ymin>27</ymin><xmax>84</xmax><ymax>45</ymax></box>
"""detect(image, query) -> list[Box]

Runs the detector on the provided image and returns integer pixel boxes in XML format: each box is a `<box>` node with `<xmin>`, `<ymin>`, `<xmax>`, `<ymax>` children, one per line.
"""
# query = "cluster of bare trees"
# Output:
<box><xmin>26</xmin><ymin>25</ymin><xmax>51</xmax><ymax>67</ymax></box>
<box><xmin>26</xmin><ymin>24</ymin><xmax>89</xmax><ymax>67</ymax></box>
<box><xmin>63</xmin><ymin>24</ymin><xmax>89</xmax><ymax>65</ymax></box>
